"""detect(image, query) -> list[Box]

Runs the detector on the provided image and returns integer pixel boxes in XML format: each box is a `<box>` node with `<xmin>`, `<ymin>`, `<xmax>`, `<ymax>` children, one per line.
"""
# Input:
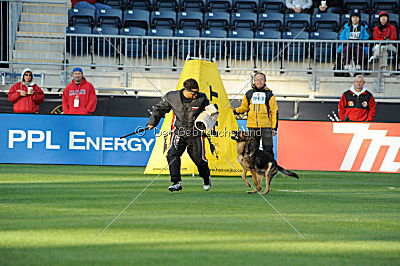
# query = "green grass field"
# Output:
<box><xmin>0</xmin><ymin>164</ymin><xmax>399</xmax><ymax>265</ymax></box>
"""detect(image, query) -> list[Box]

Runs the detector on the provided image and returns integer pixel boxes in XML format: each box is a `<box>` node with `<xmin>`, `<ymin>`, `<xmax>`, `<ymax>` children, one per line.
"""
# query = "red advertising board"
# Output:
<box><xmin>277</xmin><ymin>121</ymin><xmax>400</xmax><ymax>173</ymax></box>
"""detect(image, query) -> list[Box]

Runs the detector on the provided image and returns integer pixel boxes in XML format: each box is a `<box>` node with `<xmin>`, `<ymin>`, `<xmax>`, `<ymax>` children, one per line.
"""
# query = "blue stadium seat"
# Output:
<box><xmin>371</xmin><ymin>0</ymin><xmax>399</xmax><ymax>13</ymax></box>
<box><xmin>206</xmin><ymin>0</ymin><xmax>232</xmax><ymax>12</ymax></box>
<box><xmin>255</xmin><ymin>30</ymin><xmax>281</xmax><ymax>61</ymax></box>
<box><xmin>125</xmin><ymin>0</ymin><xmax>152</xmax><ymax>10</ymax></box>
<box><xmin>340</xmin><ymin>12</ymin><xmax>370</xmax><ymax>28</ymax></box>
<box><xmin>285</xmin><ymin>13</ymin><xmax>311</xmax><ymax>32</ymax></box>
<box><xmin>151</xmin><ymin>10</ymin><xmax>176</xmax><ymax>29</ymax></box>
<box><xmin>93</xmin><ymin>26</ymin><xmax>119</xmax><ymax>56</ymax></box>
<box><xmin>96</xmin><ymin>9</ymin><xmax>122</xmax><ymax>28</ymax></box>
<box><xmin>370</xmin><ymin>13</ymin><xmax>399</xmax><ymax>28</ymax></box>
<box><xmin>282</xmin><ymin>31</ymin><xmax>309</xmax><ymax>61</ymax></box>
<box><xmin>204</xmin><ymin>11</ymin><xmax>230</xmax><ymax>30</ymax></box>
<box><xmin>312</xmin><ymin>13</ymin><xmax>340</xmax><ymax>32</ymax></box>
<box><xmin>68</xmin><ymin>8</ymin><xmax>95</xmax><ymax>26</ymax></box>
<box><xmin>180</xmin><ymin>0</ymin><xmax>206</xmax><ymax>11</ymax></box>
<box><xmin>310</xmin><ymin>31</ymin><xmax>338</xmax><ymax>62</ymax></box>
<box><xmin>233</xmin><ymin>0</ymin><xmax>258</xmax><ymax>12</ymax></box>
<box><xmin>343</xmin><ymin>0</ymin><xmax>369</xmax><ymax>13</ymax></box>
<box><xmin>201</xmin><ymin>29</ymin><xmax>227</xmax><ymax>59</ymax></box>
<box><xmin>103</xmin><ymin>0</ymin><xmax>123</xmax><ymax>9</ymax></box>
<box><xmin>153</xmin><ymin>0</ymin><xmax>178</xmax><ymax>11</ymax></box>
<box><xmin>258</xmin><ymin>12</ymin><xmax>283</xmax><ymax>31</ymax></box>
<box><xmin>231</xmin><ymin>12</ymin><xmax>257</xmax><ymax>30</ymax></box>
<box><xmin>259</xmin><ymin>0</ymin><xmax>285</xmax><ymax>13</ymax></box>
<box><xmin>177</xmin><ymin>11</ymin><xmax>203</xmax><ymax>29</ymax></box>
<box><xmin>228</xmin><ymin>29</ymin><xmax>254</xmax><ymax>60</ymax></box>
<box><xmin>120</xmin><ymin>27</ymin><xmax>146</xmax><ymax>57</ymax></box>
<box><xmin>66</xmin><ymin>25</ymin><xmax>92</xmax><ymax>56</ymax></box>
<box><xmin>148</xmin><ymin>28</ymin><xmax>174</xmax><ymax>58</ymax></box>
<box><xmin>175</xmin><ymin>29</ymin><xmax>200</xmax><ymax>58</ymax></box>
<box><xmin>123</xmin><ymin>10</ymin><xmax>149</xmax><ymax>29</ymax></box>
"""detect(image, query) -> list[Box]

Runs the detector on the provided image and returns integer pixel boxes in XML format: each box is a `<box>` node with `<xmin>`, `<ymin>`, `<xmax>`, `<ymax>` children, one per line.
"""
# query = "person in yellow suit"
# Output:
<box><xmin>232</xmin><ymin>72</ymin><xmax>278</xmax><ymax>156</ymax></box>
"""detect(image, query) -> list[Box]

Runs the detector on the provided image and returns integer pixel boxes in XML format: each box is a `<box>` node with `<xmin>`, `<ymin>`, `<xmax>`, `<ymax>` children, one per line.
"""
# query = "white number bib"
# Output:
<box><xmin>252</xmin><ymin>92</ymin><xmax>266</xmax><ymax>104</ymax></box>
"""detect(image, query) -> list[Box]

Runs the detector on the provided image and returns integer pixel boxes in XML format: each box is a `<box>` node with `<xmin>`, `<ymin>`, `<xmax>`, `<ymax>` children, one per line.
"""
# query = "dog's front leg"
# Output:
<box><xmin>241</xmin><ymin>169</ymin><xmax>250</xmax><ymax>187</ymax></box>
<box><xmin>246</xmin><ymin>169</ymin><xmax>259</xmax><ymax>194</ymax></box>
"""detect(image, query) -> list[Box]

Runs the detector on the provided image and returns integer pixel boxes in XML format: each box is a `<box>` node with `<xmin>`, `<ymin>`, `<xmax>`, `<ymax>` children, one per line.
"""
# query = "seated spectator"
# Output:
<box><xmin>285</xmin><ymin>0</ymin><xmax>313</xmax><ymax>14</ymax></box>
<box><xmin>71</xmin><ymin>0</ymin><xmax>112</xmax><ymax>10</ymax></box>
<box><xmin>337</xmin><ymin>9</ymin><xmax>370</xmax><ymax>73</ymax></box>
<box><xmin>313</xmin><ymin>0</ymin><xmax>341</xmax><ymax>14</ymax></box>
<box><xmin>8</xmin><ymin>68</ymin><xmax>45</xmax><ymax>113</ymax></box>
<box><xmin>338</xmin><ymin>75</ymin><xmax>376</xmax><ymax>122</ymax></box>
<box><xmin>369</xmin><ymin>11</ymin><xmax>397</xmax><ymax>77</ymax></box>
<box><xmin>62</xmin><ymin>67</ymin><xmax>97</xmax><ymax>115</ymax></box>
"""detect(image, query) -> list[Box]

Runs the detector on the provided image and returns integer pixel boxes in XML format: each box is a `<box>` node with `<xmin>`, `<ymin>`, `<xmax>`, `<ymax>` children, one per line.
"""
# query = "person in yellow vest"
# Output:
<box><xmin>232</xmin><ymin>72</ymin><xmax>278</xmax><ymax>156</ymax></box>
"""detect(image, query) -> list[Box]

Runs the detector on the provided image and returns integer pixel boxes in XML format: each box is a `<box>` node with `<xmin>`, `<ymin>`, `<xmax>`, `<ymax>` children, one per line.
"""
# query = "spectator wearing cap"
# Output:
<box><xmin>8</xmin><ymin>68</ymin><xmax>45</xmax><ymax>113</ymax></box>
<box><xmin>285</xmin><ymin>0</ymin><xmax>313</xmax><ymax>14</ymax></box>
<box><xmin>71</xmin><ymin>0</ymin><xmax>112</xmax><ymax>10</ymax></box>
<box><xmin>370</xmin><ymin>11</ymin><xmax>397</xmax><ymax>76</ymax></box>
<box><xmin>337</xmin><ymin>9</ymin><xmax>370</xmax><ymax>73</ymax></box>
<box><xmin>312</xmin><ymin>0</ymin><xmax>341</xmax><ymax>14</ymax></box>
<box><xmin>62</xmin><ymin>67</ymin><xmax>97</xmax><ymax>115</ymax></box>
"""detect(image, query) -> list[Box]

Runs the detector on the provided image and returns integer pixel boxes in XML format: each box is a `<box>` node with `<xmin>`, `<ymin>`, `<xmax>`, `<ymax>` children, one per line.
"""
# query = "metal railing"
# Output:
<box><xmin>65</xmin><ymin>34</ymin><xmax>400</xmax><ymax>75</ymax></box>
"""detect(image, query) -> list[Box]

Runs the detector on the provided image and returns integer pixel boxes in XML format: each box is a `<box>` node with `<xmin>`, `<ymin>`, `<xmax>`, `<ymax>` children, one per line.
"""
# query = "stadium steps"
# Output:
<box><xmin>12</xmin><ymin>2</ymin><xmax>67</xmax><ymax>70</ymax></box>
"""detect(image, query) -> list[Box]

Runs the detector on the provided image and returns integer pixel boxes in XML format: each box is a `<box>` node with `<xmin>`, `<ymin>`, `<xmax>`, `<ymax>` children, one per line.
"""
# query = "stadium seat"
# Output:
<box><xmin>312</xmin><ymin>13</ymin><xmax>340</xmax><ymax>32</ymax></box>
<box><xmin>343</xmin><ymin>0</ymin><xmax>369</xmax><ymax>13</ymax></box>
<box><xmin>285</xmin><ymin>13</ymin><xmax>311</xmax><ymax>32</ymax></box>
<box><xmin>179</xmin><ymin>0</ymin><xmax>206</xmax><ymax>11</ymax></box>
<box><xmin>177</xmin><ymin>11</ymin><xmax>203</xmax><ymax>29</ymax></box>
<box><xmin>153</xmin><ymin>0</ymin><xmax>178</xmax><ymax>11</ymax></box>
<box><xmin>96</xmin><ymin>9</ymin><xmax>122</xmax><ymax>28</ymax></box>
<box><xmin>371</xmin><ymin>0</ymin><xmax>399</xmax><ymax>13</ymax></box>
<box><xmin>259</xmin><ymin>0</ymin><xmax>285</xmax><ymax>13</ymax></box>
<box><xmin>93</xmin><ymin>26</ymin><xmax>119</xmax><ymax>56</ymax></box>
<box><xmin>68</xmin><ymin>8</ymin><xmax>95</xmax><ymax>26</ymax></box>
<box><xmin>310</xmin><ymin>31</ymin><xmax>338</xmax><ymax>62</ymax></box>
<box><xmin>282</xmin><ymin>31</ymin><xmax>309</xmax><ymax>61</ymax></box>
<box><xmin>151</xmin><ymin>10</ymin><xmax>176</xmax><ymax>29</ymax></box>
<box><xmin>370</xmin><ymin>13</ymin><xmax>399</xmax><ymax>28</ymax></box>
<box><xmin>204</xmin><ymin>11</ymin><xmax>230</xmax><ymax>30</ymax></box>
<box><xmin>125</xmin><ymin>0</ymin><xmax>152</xmax><ymax>10</ymax></box>
<box><xmin>228</xmin><ymin>29</ymin><xmax>254</xmax><ymax>60</ymax></box>
<box><xmin>175</xmin><ymin>29</ymin><xmax>200</xmax><ymax>58</ymax></box>
<box><xmin>119</xmin><ymin>27</ymin><xmax>146</xmax><ymax>58</ymax></box>
<box><xmin>231</xmin><ymin>12</ymin><xmax>257</xmax><ymax>30</ymax></box>
<box><xmin>148</xmin><ymin>28</ymin><xmax>174</xmax><ymax>58</ymax></box>
<box><xmin>206</xmin><ymin>0</ymin><xmax>232</xmax><ymax>12</ymax></box>
<box><xmin>340</xmin><ymin>12</ymin><xmax>370</xmax><ymax>28</ymax></box>
<box><xmin>255</xmin><ymin>30</ymin><xmax>281</xmax><ymax>61</ymax></box>
<box><xmin>66</xmin><ymin>25</ymin><xmax>92</xmax><ymax>56</ymax></box>
<box><xmin>201</xmin><ymin>29</ymin><xmax>227</xmax><ymax>60</ymax></box>
<box><xmin>258</xmin><ymin>12</ymin><xmax>284</xmax><ymax>31</ymax></box>
<box><xmin>123</xmin><ymin>10</ymin><xmax>150</xmax><ymax>29</ymax></box>
<box><xmin>103</xmin><ymin>0</ymin><xmax>123</xmax><ymax>9</ymax></box>
<box><xmin>233</xmin><ymin>0</ymin><xmax>258</xmax><ymax>12</ymax></box>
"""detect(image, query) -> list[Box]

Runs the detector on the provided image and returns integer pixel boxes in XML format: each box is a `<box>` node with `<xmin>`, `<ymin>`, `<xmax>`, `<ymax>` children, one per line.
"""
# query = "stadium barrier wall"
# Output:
<box><xmin>278</xmin><ymin>121</ymin><xmax>400</xmax><ymax>173</ymax></box>
<box><xmin>0</xmin><ymin>113</ymin><xmax>261</xmax><ymax>166</ymax></box>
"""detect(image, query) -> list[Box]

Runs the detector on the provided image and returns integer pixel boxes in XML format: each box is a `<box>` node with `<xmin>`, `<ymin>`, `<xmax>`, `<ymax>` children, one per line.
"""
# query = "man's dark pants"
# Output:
<box><xmin>248</xmin><ymin>127</ymin><xmax>274</xmax><ymax>156</ymax></box>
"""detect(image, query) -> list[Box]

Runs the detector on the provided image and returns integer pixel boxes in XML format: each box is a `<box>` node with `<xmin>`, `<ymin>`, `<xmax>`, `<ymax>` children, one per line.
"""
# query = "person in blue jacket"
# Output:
<box><xmin>337</xmin><ymin>9</ymin><xmax>370</xmax><ymax>71</ymax></box>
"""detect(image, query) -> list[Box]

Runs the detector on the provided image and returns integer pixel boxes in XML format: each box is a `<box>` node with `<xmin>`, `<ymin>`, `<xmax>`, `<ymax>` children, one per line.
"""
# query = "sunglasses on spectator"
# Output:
<box><xmin>24</xmin><ymin>73</ymin><xmax>32</xmax><ymax>76</ymax></box>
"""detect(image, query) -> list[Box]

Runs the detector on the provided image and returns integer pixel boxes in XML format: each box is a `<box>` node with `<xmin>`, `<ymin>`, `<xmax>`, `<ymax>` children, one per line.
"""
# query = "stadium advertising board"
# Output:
<box><xmin>0</xmin><ymin>114</ymin><xmax>156</xmax><ymax>166</ymax></box>
<box><xmin>278</xmin><ymin>121</ymin><xmax>400</xmax><ymax>173</ymax></box>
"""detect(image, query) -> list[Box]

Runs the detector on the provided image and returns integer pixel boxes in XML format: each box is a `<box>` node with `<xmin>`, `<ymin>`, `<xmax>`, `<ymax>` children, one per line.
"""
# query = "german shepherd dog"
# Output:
<box><xmin>231</xmin><ymin>131</ymin><xmax>299</xmax><ymax>194</ymax></box>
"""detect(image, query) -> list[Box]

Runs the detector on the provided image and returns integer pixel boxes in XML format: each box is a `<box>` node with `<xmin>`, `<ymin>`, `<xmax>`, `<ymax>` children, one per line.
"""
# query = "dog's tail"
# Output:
<box><xmin>277</xmin><ymin>165</ymin><xmax>299</xmax><ymax>179</ymax></box>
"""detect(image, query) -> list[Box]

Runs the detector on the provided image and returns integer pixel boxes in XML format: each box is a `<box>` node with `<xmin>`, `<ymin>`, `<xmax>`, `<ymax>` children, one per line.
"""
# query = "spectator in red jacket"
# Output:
<box><xmin>338</xmin><ymin>75</ymin><xmax>376</xmax><ymax>122</ymax></box>
<box><xmin>62</xmin><ymin>67</ymin><xmax>97</xmax><ymax>115</ymax></box>
<box><xmin>8</xmin><ymin>68</ymin><xmax>45</xmax><ymax>113</ymax></box>
<box><xmin>71</xmin><ymin>0</ymin><xmax>111</xmax><ymax>10</ymax></box>
<box><xmin>369</xmin><ymin>11</ymin><xmax>398</xmax><ymax>76</ymax></box>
